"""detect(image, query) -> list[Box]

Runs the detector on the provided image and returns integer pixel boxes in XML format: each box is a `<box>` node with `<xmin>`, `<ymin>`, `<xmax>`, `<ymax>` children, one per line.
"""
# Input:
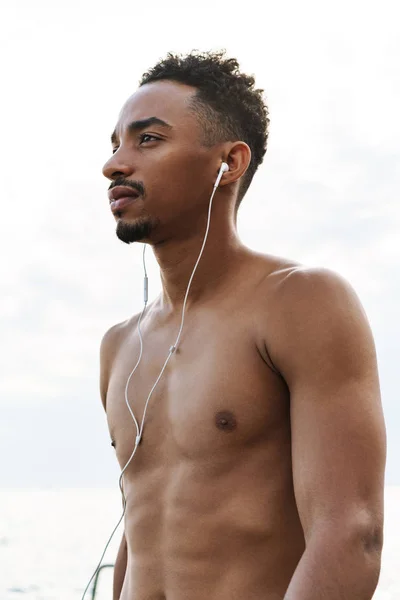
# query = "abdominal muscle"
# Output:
<box><xmin>119</xmin><ymin>437</ymin><xmax>305</xmax><ymax>600</ymax></box>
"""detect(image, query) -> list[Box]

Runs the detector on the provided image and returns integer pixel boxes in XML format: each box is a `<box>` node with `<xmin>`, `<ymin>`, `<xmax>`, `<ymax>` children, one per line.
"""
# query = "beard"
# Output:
<box><xmin>115</xmin><ymin>215</ymin><xmax>158</xmax><ymax>244</ymax></box>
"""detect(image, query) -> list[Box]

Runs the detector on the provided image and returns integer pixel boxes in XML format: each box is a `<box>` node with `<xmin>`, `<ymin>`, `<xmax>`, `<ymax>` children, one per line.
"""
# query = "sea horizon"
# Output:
<box><xmin>1</xmin><ymin>486</ymin><xmax>399</xmax><ymax>599</ymax></box>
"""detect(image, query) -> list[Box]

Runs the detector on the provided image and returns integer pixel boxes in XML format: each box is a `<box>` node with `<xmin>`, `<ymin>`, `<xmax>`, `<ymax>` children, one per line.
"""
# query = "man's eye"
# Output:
<box><xmin>139</xmin><ymin>134</ymin><xmax>159</xmax><ymax>144</ymax></box>
<box><xmin>111</xmin><ymin>134</ymin><xmax>158</xmax><ymax>154</ymax></box>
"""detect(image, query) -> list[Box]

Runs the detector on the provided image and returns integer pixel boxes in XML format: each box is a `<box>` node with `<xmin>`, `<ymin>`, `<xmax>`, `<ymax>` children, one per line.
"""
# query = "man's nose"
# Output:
<box><xmin>102</xmin><ymin>149</ymin><xmax>134</xmax><ymax>181</ymax></box>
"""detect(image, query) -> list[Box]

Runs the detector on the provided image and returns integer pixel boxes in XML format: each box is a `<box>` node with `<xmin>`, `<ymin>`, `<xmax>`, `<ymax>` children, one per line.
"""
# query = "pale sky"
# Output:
<box><xmin>0</xmin><ymin>0</ymin><xmax>399</xmax><ymax>487</ymax></box>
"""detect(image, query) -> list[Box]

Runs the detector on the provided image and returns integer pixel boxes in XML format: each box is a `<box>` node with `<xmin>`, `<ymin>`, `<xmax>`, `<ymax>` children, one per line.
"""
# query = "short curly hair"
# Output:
<box><xmin>139</xmin><ymin>50</ymin><xmax>270</xmax><ymax>209</ymax></box>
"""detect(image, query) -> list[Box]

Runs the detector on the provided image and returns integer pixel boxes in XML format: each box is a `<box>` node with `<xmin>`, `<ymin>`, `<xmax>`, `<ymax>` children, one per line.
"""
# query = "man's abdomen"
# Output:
<box><xmin>122</xmin><ymin>439</ymin><xmax>305</xmax><ymax>600</ymax></box>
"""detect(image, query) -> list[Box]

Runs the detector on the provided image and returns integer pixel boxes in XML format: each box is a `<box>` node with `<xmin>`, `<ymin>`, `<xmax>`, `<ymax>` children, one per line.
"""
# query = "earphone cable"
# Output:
<box><xmin>82</xmin><ymin>173</ymin><xmax>222</xmax><ymax>598</ymax></box>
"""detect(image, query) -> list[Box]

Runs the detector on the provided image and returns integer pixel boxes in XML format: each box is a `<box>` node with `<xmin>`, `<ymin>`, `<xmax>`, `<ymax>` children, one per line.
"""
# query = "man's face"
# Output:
<box><xmin>103</xmin><ymin>81</ymin><xmax>218</xmax><ymax>244</ymax></box>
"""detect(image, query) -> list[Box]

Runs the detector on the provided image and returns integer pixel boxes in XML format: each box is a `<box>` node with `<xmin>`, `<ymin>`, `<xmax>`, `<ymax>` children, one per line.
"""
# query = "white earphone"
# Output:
<box><xmin>214</xmin><ymin>161</ymin><xmax>229</xmax><ymax>188</ymax></box>
<box><xmin>81</xmin><ymin>161</ymin><xmax>230</xmax><ymax>598</ymax></box>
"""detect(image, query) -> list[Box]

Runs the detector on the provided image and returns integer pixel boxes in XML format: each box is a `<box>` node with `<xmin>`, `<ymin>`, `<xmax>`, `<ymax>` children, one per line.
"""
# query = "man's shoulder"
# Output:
<box><xmin>247</xmin><ymin>249</ymin><xmax>301</xmax><ymax>283</ymax></box>
<box><xmin>99</xmin><ymin>313</ymin><xmax>143</xmax><ymax>412</ymax></box>
<box><xmin>100</xmin><ymin>319</ymin><xmax>128</xmax><ymax>352</ymax></box>
<box><xmin>262</xmin><ymin>261</ymin><xmax>371</xmax><ymax>373</ymax></box>
<box><xmin>249</xmin><ymin>248</ymin><xmax>354</xmax><ymax>303</ymax></box>
<box><xmin>100</xmin><ymin>311</ymin><xmax>143</xmax><ymax>356</ymax></box>
<box><xmin>257</xmin><ymin>257</ymin><xmax>363</xmax><ymax>333</ymax></box>
<box><xmin>253</xmin><ymin>256</ymin><xmax>366</xmax><ymax>364</ymax></box>
<box><xmin>268</xmin><ymin>263</ymin><xmax>358</xmax><ymax>311</ymax></box>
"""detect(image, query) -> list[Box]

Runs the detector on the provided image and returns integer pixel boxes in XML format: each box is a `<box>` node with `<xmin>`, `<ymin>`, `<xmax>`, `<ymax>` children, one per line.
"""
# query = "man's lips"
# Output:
<box><xmin>108</xmin><ymin>186</ymin><xmax>140</xmax><ymax>212</ymax></box>
<box><xmin>108</xmin><ymin>186</ymin><xmax>140</xmax><ymax>202</ymax></box>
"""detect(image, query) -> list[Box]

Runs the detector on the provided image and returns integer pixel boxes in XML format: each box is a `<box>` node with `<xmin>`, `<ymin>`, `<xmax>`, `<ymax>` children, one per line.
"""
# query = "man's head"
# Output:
<box><xmin>103</xmin><ymin>50</ymin><xmax>269</xmax><ymax>244</ymax></box>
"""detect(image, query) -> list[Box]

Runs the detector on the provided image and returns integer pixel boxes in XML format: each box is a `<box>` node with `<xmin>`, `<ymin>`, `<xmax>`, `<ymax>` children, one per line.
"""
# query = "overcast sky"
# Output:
<box><xmin>0</xmin><ymin>0</ymin><xmax>399</xmax><ymax>488</ymax></box>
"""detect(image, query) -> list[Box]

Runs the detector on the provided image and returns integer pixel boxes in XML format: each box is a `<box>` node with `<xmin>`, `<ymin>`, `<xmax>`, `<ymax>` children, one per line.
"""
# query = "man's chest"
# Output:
<box><xmin>105</xmin><ymin>310</ymin><xmax>289</xmax><ymax>471</ymax></box>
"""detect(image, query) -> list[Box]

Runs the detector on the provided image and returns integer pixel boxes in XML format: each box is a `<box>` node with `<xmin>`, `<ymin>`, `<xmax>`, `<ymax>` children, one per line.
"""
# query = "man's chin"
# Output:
<box><xmin>115</xmin><ymin>217</ymin><xmax>155</xmax><ymax>244</ymax></box>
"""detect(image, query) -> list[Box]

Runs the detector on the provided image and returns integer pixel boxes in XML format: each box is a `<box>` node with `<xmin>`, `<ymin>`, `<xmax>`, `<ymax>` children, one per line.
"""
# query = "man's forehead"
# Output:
<box><xmin>116</xmin><ymin>80</ymin><xmax>197</xmax><ymax>132</ymax></box>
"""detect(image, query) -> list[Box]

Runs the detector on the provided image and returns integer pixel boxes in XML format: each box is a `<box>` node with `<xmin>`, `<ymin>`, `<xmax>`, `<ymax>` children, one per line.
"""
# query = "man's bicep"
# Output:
<box><xmin>290</xmin><ymin>368</ymin><xmax>385</xmax><ymax>540</ymax></box>
<box><xmin>269</xmin><ymin>268</ymin><xmax>386</xmax><ymax>539</ymax></box>
<box><xmin>99</xmin><ymin>323</ymin><xmax>121</xmax><ymax>413</ymax></box>
<box><xmin>99</xmin><ymin>330</ymin><xmax>111</xmax><ymax>412</ymax></box>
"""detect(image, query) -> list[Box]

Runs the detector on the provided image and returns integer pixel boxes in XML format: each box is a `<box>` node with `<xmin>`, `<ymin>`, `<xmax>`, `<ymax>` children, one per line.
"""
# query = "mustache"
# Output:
<box><xmin>109</xmin><ymin>177</ymin><xmax>145</xmax><ymax>197</ymax></box>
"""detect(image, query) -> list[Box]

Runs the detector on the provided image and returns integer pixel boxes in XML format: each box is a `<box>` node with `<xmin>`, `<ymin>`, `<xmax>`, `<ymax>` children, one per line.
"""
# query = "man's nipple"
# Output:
<box><xmin>215</xmin><ymin>410</ymin><xmax>237</xmax><ymax>432</ymax></box>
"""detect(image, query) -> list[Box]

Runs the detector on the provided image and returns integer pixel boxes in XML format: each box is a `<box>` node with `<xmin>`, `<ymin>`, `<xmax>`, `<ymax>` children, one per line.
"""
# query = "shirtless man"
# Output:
<box><xmin>99</xmin><ymin>51</ymin><xmax>386</xmax><ymax>599</ymax></box>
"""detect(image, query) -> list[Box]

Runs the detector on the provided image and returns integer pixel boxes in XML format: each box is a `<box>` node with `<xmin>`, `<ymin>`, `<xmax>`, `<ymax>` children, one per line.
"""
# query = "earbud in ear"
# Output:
<box><xmin>214</xmin><ymin>162</ymin><xmax>230</xmax><ymax>188</ymax></box>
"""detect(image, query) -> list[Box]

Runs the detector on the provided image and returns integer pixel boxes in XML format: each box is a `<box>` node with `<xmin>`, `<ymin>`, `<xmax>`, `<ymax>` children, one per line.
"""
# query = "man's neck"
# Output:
<box><xmin>151</xmin><ymin>227</ymin><xmax>247</xmax><ymax>313</ymax></box>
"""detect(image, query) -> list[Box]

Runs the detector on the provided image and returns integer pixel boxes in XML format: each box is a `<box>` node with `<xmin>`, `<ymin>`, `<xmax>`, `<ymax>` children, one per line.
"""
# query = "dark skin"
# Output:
<box><xmin>100</xmin><ymin>80</ymin><xmax>386</xmax><ymax>599</ymax></box>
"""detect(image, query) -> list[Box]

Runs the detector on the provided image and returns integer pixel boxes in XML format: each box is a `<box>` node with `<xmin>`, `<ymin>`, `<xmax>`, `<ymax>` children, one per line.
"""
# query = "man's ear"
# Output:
<box><xmin>219</xmin><ymin>141</ymin><xmax>251</xmax><ymax>186</ymax></box>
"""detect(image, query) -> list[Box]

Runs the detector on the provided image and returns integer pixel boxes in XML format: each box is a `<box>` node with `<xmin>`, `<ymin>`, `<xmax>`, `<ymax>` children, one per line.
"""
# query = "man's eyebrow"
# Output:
<box><xmin>111</xmin><ymin>117</ymin><xmax>172</xmax><ymax>145</ymax></box>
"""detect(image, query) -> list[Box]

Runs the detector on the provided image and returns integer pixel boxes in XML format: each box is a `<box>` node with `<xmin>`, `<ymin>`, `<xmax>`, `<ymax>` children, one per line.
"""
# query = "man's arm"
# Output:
<box><xmin>99</xmin><ymin>324</ymin><xmax>127</xmax><ymax>598</ymax></box>
<box><xmin>100</xmin><ymin>323</ymin><xmax>122</xmax><ymax>412</ymax></box>
<box><xmin>113</xmin><ymin>532</ymin><xmax>127</xmax><ymax>600</ymax></box>
<box><xmin>268</xmin><ymin>267</ymin><xmax>386</xmax><ymax>599</ymax></box>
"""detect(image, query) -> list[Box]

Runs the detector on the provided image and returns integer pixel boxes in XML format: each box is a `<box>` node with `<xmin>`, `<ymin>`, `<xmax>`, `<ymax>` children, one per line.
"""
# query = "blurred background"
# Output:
<box><xmin>0</xmin><ymin>0</ymin><xmax>398</xmax><ymax>598</ymax></box>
